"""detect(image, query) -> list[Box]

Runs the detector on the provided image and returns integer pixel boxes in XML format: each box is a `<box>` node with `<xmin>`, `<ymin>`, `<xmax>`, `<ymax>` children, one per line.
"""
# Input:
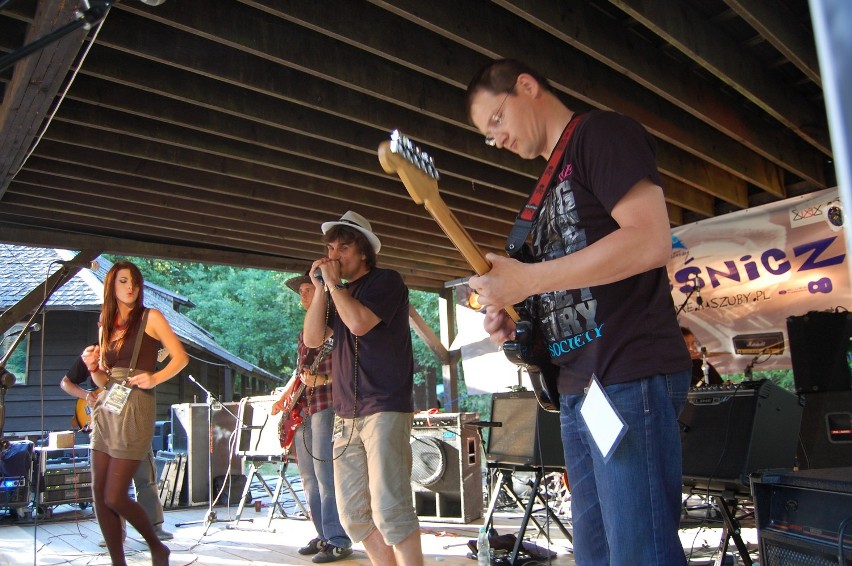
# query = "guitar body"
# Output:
<box><xmin>73</xmin><ymin>388</ymin><xmax>103</xmax><ymax>431</ymax></box>
<box><xmin>280</xmin><ymin>397</ymin><xmax>306</xmax><ymax>450</ymax></box>
<box><xmin>277</xmin><ymin>383</ymin><xmax>306</xmax><ymax>450</ymax></box>
<box><xmin>277</xmin><ymin>336</ymin><xmax>334</xmax><ymax>449</ymax></box>
<box><xmin>502</xmin><ymin>319</ymin><xmax>560</xmax><ymax>412</ymax></box>
<box><xmin>379</xmin><ymin>132</ymin><xmax>560</xmax><ymax>412</ymax></box>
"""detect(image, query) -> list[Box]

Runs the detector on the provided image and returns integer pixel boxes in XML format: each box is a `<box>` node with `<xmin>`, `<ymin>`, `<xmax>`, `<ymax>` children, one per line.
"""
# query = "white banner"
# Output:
<box><xmin>668</xmin><ymin>188</ymin><xmax>849</xmax><ymax>374</ymax></box>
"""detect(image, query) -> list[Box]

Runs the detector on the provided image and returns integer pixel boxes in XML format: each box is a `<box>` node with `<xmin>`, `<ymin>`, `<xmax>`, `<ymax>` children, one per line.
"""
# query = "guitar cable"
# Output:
<box><xmin>299</xmin><ymin>288</ymin><xmax>355</xmax><ymax>463</ymax></box>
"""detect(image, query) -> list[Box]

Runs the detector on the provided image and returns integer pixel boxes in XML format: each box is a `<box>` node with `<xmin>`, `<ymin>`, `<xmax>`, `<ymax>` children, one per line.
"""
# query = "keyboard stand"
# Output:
<box><xmin>230</xmin><ymin>454</ymin><xmax>308</xmax><ymax>531</ymax></box>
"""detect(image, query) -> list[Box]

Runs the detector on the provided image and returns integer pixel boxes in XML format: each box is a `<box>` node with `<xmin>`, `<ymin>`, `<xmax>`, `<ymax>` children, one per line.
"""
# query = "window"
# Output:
<box><xmin>1</xmin><ymin>324</ymin><xmax>30</xmax><ymax>386</ymax></box>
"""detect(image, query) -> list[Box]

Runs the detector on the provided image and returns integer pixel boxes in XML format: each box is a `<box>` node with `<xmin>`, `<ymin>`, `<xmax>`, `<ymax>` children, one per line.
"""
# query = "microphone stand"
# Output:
<box><xmin>175</xmin><ymin>374</ymin><xmax>240</xmax><ymax>535</ymax></box>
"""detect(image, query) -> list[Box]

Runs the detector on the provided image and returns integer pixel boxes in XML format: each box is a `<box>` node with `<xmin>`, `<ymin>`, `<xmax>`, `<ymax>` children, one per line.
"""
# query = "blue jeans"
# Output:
<box><xmin>293</xmin><ymin>406</ymin><xmax>351</xmax><ymax>549</ymax></box>
<box><xmin>561</xmin><ymin>371</ymin><xmax>690</xmax><ymax>566</ymax></box>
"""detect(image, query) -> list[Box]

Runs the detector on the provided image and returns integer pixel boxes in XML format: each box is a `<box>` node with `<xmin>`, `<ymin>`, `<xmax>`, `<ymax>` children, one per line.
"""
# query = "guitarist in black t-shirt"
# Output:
<box><xmin>466</xmin><ymin>59</ymin><xmax>692</xmax><ymax>566</ymax></box>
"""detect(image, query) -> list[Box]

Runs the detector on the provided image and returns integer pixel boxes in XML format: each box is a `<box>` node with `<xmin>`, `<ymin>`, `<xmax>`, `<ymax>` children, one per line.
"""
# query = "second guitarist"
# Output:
<box><xmin>271</xmin><ymin>272</ymin><xmax>352</xmax><ymax>563</ymax></box>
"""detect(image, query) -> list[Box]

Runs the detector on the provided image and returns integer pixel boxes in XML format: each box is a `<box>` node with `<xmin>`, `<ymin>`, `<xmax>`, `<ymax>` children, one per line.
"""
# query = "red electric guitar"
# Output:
<box><xmin>277</xmin><ymin>336</ymin><xmax>334</xmax><ymax>449</ymax></box>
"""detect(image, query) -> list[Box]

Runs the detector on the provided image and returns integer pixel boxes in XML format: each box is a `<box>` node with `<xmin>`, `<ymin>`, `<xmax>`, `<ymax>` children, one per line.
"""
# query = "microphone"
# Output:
<box><xmin>693</xmin><ymin>276</ymin><xmax>703</xmax><ymax>306</ymax></box>
<box><xmin>57</xmin><ymin>259</ymin><xmax>100</xmax><ymax>270</ymax></box>
<box><xmin>314</xmin><ymin>269</ymin><xmax>324</xmax><ymax>285</ymax></box>
<box><xmin>2</xmin><ymin>323</ymin><xmax>41</xmax><ymax>339</ymax></box>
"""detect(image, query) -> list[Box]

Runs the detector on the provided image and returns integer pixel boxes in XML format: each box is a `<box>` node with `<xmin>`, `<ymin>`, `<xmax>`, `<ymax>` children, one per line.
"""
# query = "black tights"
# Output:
<box><xmin>91</xmin><ymin>450</ymin><xmax>170</xmax><ymax>566</ymax></box>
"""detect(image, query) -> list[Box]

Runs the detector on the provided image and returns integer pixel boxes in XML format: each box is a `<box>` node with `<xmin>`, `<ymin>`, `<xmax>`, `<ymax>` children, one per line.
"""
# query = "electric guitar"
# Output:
<box><xmin>378</xmin><ymin>131</ymin><xmax>559</xmax><ymax>411</ymax></box>
<box><xmin>73</xmin><ymin>387</ymin><xmax>103</xmax><ymax>431</ymax></box>
<box><xmin>278</xmin><ymin>336</ymin><xmax>335</xmax><ymax>449</ymax></box>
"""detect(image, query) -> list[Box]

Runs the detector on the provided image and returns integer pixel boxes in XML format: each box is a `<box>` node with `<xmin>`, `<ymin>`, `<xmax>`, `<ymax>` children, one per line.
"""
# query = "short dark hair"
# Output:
<box><xmin>322</xmin><ymin>225</ymin><xmax>377</xmax><ymax>269</ymax></box>
<box><xmin>465</xmin><ymin>58</ymin><xmax>552</xmax><ymax>124</ymax></box>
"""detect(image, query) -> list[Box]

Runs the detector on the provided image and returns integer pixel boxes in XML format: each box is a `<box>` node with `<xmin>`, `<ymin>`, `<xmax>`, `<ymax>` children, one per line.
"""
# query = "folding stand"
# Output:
<box><xmin>482</xmin><ymin>464</ymin><xmax>572</xmax><ymax>565</ymax></box>
<box><xmin>712</xmin><ymin>495</ymin><xmax>754</xmax><ymax>566</ymax></box>
<box><xmin>230</xmin><ymin>454</ymin><xmax>308</xmax><ymax>531</ymax></box>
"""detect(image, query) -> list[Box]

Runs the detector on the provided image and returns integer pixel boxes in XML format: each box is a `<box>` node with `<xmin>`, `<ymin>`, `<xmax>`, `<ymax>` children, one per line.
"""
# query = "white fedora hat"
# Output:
<box><xmin>321</xmin><ymin>210</ymin><xmax>382</xmax><ymax>254</ymax></box>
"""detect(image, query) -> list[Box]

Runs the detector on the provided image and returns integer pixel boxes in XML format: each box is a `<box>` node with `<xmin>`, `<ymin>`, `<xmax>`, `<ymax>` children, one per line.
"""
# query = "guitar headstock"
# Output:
<box><xmin>378</xmin><ymin>130</ymin><xmax>440</xmax><ymax>205</ymax></box>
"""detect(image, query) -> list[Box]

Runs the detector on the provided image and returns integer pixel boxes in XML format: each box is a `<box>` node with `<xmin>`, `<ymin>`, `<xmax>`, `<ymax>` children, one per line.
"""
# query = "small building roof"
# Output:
<box><xmin>0</xmin><ymin>244</ymin><xmax>281</xmax><ymax>383</ymax></box>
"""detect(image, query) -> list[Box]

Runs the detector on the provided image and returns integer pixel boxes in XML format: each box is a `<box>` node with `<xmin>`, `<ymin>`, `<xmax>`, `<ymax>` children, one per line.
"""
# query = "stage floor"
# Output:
<box><xmin>0</xmin><ymin>478</ymin><xmax>758</xmax><ymax>565</ymax></box>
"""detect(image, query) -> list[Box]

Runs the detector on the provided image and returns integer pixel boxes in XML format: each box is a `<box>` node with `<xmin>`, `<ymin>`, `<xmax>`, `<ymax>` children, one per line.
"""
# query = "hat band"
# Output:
<box><xmin>340</xmin><ymin>218</ymin><xmax>368</xmax><ymax>231</ymax></box>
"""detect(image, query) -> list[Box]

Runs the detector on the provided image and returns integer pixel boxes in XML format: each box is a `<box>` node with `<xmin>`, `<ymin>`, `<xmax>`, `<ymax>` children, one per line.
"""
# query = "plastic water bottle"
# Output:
<box><xmin>477</xmin><ymin>525</ymin><xmax>490</xmax><ymax>565</ymax></box>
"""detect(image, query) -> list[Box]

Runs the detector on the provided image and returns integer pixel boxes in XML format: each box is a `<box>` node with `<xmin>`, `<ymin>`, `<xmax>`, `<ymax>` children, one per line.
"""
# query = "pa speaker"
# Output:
<box><xmin>170</xmin><ymin>402</ymin><xmax>241</xmax><ymax>506</ymax></box>
<box><xmin>787</xmin><ymin>310</ymin><xmax>851</xmax><ymax>393</ymax></box>
<box><xmin>680</xmin><ymin>380</ymin><xmax>803</xmax><ymax>494</ymax></box>
<box><xmin>797</xmin><ymin>390</ymin><xmax>852</xmax><ymax>470</ymax></box>
<box><xmin>753</xmin><ymin>467</ymin><xmax>852</xmax><ymax>565</ymax></box>
<box><xmin>410</xmin><ymin>412</ymin><xmax>481</xmax><ymax>523</ymax></box>
<box><xmin>486</xmin><ymin>391</ymin><xmax>563</xmax><ymax>469</ymax></box>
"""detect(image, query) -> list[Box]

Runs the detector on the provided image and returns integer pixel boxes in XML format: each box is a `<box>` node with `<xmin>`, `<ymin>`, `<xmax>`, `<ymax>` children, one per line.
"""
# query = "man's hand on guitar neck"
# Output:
<box><xmin>300</xmin><ymin>369</ymin><xmax>330</xmax><ymax>387</ymax></box>
<box><xmin>468</xmin><ymin>253</ymin><xmax>531</xmax><ymax>310</ymax></box>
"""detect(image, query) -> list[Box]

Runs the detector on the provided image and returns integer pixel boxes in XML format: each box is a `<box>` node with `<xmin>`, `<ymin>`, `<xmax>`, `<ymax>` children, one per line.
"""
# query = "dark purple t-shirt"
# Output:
<box><xmin>330</xmin><ymin>267</ymin><xmax>414</xmax><ymax>417</ymax></box>
<box><xmin>526</xmin><ymin>111</ymin><xmax>691</xmax><ymax>395</ymax></box>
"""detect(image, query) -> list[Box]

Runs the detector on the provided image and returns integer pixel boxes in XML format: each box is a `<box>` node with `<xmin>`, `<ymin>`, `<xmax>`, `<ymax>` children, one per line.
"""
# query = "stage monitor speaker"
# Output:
<box><xmin>170</xmin><ymin>402</ymin><xmax>241</xmax><ymax>506</ymax></box>
<box><xmin>234</xmin><ymin>395</ymin><xmax>284</xmax><ymax>459</ymax></box>
<box><xmin>680</xmin><ymin>380</ymin><xmax>803</xmax><ymax>495</ymax></box>
<box><xmin>410</xmin><ymin>412</ymin><xmax>481</xmax><ymax>523</ymax></box>
<box><xmin>797</xmin><ymin>390</ymin><xmax>852</xmax><ymax>470</ymax></box>
<box><xmin>787</xmin><ymin>310</ymin><xmax>852</xmax><ymax>393</ymax></box>
<box><xmin>486</xmin><ymin>391</ymin><xmax>563</xmax><ymax>470</ymax></box>
<box><xmin>752</xmin><ymin>467</ymin><xmax>852</xmax><ymax>565</ymax></box>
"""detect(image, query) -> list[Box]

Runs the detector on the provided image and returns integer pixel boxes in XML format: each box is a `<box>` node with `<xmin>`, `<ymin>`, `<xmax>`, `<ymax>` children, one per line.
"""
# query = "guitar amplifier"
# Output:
<box><xmin>680</xmin><ymin>380</ymin><xmax>803</xmax><ymax>495</ymax></box>
<box><xmin>486</xmin><ymin>391</ymin><xmax>563</xmax><ymax>469</ymax></box>
<box><xmin>752</xmin><ymin>467</ymin><xmax>852</xmax><ymax>565</ymax></box>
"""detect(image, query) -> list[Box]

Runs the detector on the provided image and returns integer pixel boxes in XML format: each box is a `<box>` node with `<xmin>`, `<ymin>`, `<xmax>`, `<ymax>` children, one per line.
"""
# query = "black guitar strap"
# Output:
<box><xmin>505</xmin><ymin>112</ymin><xmax>587</xmax><ymax>257</ymax></box>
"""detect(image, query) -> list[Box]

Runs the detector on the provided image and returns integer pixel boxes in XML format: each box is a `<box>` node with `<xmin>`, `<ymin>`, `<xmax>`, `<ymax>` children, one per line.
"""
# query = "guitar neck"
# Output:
<box><xmin>379</xmin><ymin>137</ymin><xmax>518</xmax><ymax>322</ymax></box>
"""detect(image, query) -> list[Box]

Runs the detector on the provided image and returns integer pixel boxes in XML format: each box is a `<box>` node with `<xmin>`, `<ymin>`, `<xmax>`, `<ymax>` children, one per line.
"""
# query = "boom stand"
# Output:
<box><xmin>175</xmin><ymin>375</ymin><xmax>239</xmax><ymax>535</ymax></box>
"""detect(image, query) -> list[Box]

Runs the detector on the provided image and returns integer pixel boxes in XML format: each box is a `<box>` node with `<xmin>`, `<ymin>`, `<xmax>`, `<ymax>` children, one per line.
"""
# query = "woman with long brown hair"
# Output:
<box><xmin>82</xmin><ymin>261</ymin><xmax>187</xmax><ymax>565</ymax></box>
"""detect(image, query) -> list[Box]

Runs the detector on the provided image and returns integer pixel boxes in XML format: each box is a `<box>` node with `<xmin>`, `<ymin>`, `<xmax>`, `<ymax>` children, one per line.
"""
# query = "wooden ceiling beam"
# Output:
<box><xmin>495</xmin><ymin>0</ymin><xmax>827</xmax><ymax>187</ymax></box>
<box><xmin>0</xmin><ymin>0</ymin><xmax>84</xmax><ymax>196</ymax></box>
<box><xmin>723</xmin><ymin>0</ymin><xmax>821</xmax><ymax>87</ymax></box>
<box><xmin>362</xmin><ymin>0</ymin><xmax>790</xmax><ymax>194</ymax></box>
<box><xmin>610</xmin><ymin>0</ymin><xmax>829</xmax><ymax>156</ymax></box>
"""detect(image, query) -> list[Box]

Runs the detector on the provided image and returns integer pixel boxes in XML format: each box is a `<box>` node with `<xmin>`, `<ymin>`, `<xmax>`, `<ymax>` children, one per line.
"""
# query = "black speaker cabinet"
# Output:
<box><xmin>752</xmin><ymin>467</ymin><xmax>852</xmax><ymax>565</ymax></box>
<box><xmin>680</xmin><ymin>380</ymin><xmax>803</xmax><ymax>495</ymax></box>
<box><xmin>797</xmin><ymin>390</ymin><xmax>852</xmax><ymax>470</ymax></box>
<box><xmin>170</xmin><ymin>402</ymin><xmax>241</xmax><ymax>506</ymax></box>
<box><xmin>787</xmin><ymin>310</ymin><xmax>852</xmax><ymax>393</ymax></box>
<box><xmin>235</xmin><ymin>395</ymin><xmax>284</xmax><ymax>459</ymax></box>
<box><xmin>410</xmin><ymin>412</ymin><xmax>481</xmax><ymax>523</ymax></box>
<box><xmin>486</xmin><ymin>391</ymin><xmax>564</xmax><ymax>470</ymax></box>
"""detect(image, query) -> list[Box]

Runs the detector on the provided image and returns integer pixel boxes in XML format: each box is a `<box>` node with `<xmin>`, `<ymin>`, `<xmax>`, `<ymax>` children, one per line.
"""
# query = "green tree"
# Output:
<box><xmin>109</xmin><ymin>256</ymin><xmax>447</xmax><ymax>386</ymax></box>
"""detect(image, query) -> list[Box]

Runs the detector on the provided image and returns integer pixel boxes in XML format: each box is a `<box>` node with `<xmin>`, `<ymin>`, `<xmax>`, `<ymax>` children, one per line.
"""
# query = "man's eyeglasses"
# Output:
<box><xmin>484</xmin><ymin>92</ymin><xmax>510</xmax><ymax>146</ymax></box>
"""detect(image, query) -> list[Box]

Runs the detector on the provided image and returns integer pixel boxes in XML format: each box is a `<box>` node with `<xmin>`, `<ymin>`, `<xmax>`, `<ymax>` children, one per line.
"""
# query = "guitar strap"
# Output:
<box><xmin>505</xmin><ymin>112</ymin><xmax>587</xmax><ymax>257</ymax></box>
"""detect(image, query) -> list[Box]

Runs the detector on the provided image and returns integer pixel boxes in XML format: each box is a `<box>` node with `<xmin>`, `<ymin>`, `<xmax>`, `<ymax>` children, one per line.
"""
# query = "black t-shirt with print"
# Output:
<box><xmin>526</xmin><ymin>111</ymin><xmax>691</xmax><ymax>395</ymax></box>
